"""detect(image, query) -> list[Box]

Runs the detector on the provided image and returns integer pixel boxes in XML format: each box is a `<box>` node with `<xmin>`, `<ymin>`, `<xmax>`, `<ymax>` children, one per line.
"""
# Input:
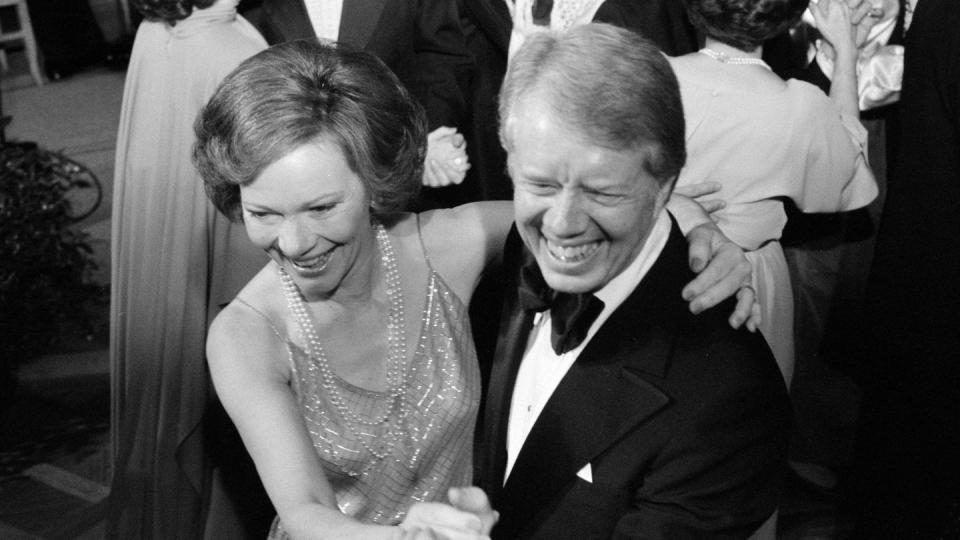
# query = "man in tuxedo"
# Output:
<box><xmin>474</xmin><ymin>24</ymin><xmax>791</xmax><ymax>539</ymax></box>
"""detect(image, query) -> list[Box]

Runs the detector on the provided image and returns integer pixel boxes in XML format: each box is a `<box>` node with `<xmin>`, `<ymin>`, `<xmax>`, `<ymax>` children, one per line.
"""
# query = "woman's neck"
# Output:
<box><xmin>313</xmin><ymin>223</ymin><xmax>384</xmax><ymax>308</ymax></box>
<box><xmin>702</xmin><ymin>38</ymin><xmax>764</xmax><ymax>60</ymax></box>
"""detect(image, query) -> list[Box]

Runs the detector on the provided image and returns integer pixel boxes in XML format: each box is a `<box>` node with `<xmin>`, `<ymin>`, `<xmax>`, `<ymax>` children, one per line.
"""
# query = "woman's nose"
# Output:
<box><xmin>277</xmin><ymin>217</ymin><xmax>312</xmax><ymax>258</ymax></box>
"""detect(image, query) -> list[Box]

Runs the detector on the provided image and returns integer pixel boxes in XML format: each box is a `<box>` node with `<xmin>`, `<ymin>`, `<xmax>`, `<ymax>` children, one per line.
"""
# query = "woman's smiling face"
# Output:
<box><xmin>240</xmin><ymin>140</ymin><xmax>375</xmax><ymax>301</ymax></box>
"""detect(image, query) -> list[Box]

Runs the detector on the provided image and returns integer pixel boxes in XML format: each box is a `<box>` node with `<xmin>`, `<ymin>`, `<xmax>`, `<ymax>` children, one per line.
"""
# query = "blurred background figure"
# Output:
<box><xmin>668</xmin><ymin>0</ymin><xmax>877</xmax><ymax>388</ymax></box>
<box><xmin>762</xmin><ymin>0</ymin><xmax>901</xmax><ymax>492</ymax></box>
<box><xmin>850</xmin><ymin>0</ymin><xmax>960</xmax><ymax>536</ymax></box>
<box><xmin>250</xmin><ymin>0</ymin><xmax>475</xmax><ymax>209</ymax></box>
<box><xmin>107</xmin><ymin>0</ymin><xmax>267</xmax><ymax>536</ymax></box>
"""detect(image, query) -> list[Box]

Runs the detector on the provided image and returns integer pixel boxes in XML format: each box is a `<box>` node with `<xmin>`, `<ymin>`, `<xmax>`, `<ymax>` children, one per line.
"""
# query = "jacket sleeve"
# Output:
<box><xmin>411</xmin><ymin>0</ymin><xmax>475</xmax><ymax>129</ymax></box>
<box><xmin>614</xmin><ymin>336</ymin><xmax>791</xmax><ymax>539</ymax></box>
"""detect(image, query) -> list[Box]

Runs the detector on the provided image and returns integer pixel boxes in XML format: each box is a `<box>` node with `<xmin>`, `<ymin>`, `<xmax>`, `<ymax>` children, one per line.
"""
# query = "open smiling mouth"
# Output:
<box><xmin>544</xmin><ymin>239</ymin><xmax>601</xmax><ymax>264</ymax></box>
<box><xmin>289</xmin><ymin>247</ymin><xmax>335</xmax><ymax>273</ymax></box>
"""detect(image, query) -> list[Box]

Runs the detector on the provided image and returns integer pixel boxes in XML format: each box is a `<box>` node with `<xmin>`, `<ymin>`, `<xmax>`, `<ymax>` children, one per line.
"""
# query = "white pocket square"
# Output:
<box><xmin>576</xmin><ymin>463</ymin><xmax>593</xmax><ymax>483</ymax></box>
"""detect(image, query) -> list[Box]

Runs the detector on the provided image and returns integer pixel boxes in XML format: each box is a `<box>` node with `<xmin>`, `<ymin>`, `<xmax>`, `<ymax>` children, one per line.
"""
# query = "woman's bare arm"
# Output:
<box><xmin>418</xmin><ymin>201</ymin><xmax>514</xmax><ymax>303</ymax></box>
<box><xmin>208</xmin><ymin>298</ymin><xmax>490</xmax><ymax>540</ymax></box>
<box><xmin>207</xmin><ymin>302</ymin><xmax>393</xmax><ymax>539</ymax></box>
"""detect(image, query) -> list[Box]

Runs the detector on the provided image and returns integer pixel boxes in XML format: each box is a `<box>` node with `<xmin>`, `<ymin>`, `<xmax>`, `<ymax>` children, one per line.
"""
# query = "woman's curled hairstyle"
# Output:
<box><xmin>193</xmin><ymin>39</ymin><xmax>428</xmax><ymax>221</ymax></box>
<box><xmin>683</xmin><ymin>0</ymin><xmax>808</xmax><ymax>51</ymax></box>
<box><xmin>133</xmin><ymin>0</ymin><xmax>215</xmax><ymax>24</ymax></box>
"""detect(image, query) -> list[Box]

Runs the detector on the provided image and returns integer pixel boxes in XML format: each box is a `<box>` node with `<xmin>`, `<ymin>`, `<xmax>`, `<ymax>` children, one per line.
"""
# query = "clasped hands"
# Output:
<box><xmin>398</xmin><ymin>487</ymin><xmax>498</xmax><ymax>540</ymax></box>
<box><xmin>423</xmin><ymin>127</ymin><xmax>471</xmax><ymax>188</ymax></box>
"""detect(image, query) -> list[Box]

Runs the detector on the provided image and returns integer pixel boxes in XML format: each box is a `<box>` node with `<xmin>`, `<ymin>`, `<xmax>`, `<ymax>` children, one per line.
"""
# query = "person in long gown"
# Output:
<box><xmin>666</xmin><ymin>0</ymin><xmax>879</xmax><ymax>387</ymax></box>
<box><xmin>192</xmin><ymin>38</ymin><xmax>763</xmax><ymax>539</ymax></box>
<box><xmin>108</xmin><ymin>0</ymin><xmax>267</xmax><ymax>536</ymax></box>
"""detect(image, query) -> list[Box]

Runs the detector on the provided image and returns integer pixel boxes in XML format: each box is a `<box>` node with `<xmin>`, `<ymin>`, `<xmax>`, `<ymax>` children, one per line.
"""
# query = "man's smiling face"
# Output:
<box><xmin>506</xmin><ymin>94</ymin><xmax>670</xmax><ymax>294</ymax></box>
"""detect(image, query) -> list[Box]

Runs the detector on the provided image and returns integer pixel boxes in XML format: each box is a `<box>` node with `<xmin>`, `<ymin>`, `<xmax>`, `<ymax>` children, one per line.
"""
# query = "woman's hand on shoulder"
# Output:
<box><xmin>682</xmin><ymin>221</ymin><xmax>761</xmax><ymax>331</ymax></box>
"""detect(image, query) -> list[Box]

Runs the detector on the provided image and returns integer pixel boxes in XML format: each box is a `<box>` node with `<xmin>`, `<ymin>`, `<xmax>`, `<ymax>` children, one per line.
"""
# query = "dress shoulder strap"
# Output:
<box><xmin>233</xmin><ymin>297</ymin><xmax>286</xmax><ymax>343</ymax></box>
<box><xmin>415</xmin><ymin>213</ymin><xmax>436</xmax><ymax>273</ymax></box>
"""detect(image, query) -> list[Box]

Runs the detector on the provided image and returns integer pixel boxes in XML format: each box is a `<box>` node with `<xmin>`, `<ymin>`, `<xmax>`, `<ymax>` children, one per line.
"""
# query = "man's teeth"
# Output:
<box><xmin>546</xmin><ymin>241</ymin><xmax>599</xmax><ymax>262</ymax></box>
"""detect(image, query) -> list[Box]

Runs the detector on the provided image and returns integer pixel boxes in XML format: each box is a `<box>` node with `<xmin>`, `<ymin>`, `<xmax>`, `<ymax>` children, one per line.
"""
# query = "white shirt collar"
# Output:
<box><xmin>592</xmin><ymin>209</ymin><xmax>672</xmax><ymax>317</ymax></box>
<box><xmin>503</xmin><ymin>210</ymin><xmax>673</xmax><ymax>482</ymax></box>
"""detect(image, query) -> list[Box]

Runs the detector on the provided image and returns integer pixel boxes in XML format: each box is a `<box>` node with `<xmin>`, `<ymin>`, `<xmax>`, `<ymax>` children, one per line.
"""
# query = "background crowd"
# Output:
<box><xmin>105</xmin><ymin>0</ymin><xmax>959</xmax><ymax>538</ymax></box>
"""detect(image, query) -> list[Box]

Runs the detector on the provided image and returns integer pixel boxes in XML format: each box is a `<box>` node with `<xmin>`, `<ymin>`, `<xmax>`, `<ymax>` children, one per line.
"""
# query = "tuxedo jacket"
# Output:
<box><xmin>255</xmin><ymin>0</ymin><xmax>472</xmax><ymax>130</ymax></box>
<box><xmin>476</xmin><ymin>222</ymin><xmax>791</xmax><ymax>539</ymax></box>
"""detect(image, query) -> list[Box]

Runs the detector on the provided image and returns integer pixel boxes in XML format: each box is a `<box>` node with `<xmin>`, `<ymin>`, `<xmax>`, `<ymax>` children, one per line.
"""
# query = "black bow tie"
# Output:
<box><xmin>517</xmin><ymin>258</ymin><xmax>605</xmax><ymax>355</ymax></box>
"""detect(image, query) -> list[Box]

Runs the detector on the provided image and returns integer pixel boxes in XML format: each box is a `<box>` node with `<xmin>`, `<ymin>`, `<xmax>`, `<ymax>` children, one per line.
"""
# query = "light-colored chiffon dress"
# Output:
<box><xmin>673</xmin><ymin>73</ymin><xmax>877</xmax><ymax>387</ymax></box>
<box><xmin>108</xmin><ymin>2</ymin><xmax>266</xmax><ymax>536</ymax></box>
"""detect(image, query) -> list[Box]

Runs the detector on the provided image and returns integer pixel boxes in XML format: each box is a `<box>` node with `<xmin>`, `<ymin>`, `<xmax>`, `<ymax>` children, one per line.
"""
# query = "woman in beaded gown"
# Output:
<box><xmin>108</xmin><ymin>0</ymin><xmax>266</xmax><ymax>536</ymax></box>
<box><xmin>194</xmin><ymin>39</ymin><xmax>508</xmax><ymax>540</ymax></box>
<box><xmin>667</xmin><ymin>0</ymin><xmax>879</xmax><ymax>387</ymax></box>
<box><xmin>193</xmin><ymin>38</ymin><xmax>764</xmax><ymax>539</ymax></box>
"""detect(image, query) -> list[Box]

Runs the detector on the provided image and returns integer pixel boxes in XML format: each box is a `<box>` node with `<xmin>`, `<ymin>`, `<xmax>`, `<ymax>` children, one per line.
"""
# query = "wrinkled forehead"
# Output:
<box><xmin>503</xmin><ymin>91</ymin><xmax>659</xmax><ymax>164</ymax></box>
<box><xmin>504</xmin><ymin>90</ymin><xmax>595</xmax><ymax>149</ymax></box>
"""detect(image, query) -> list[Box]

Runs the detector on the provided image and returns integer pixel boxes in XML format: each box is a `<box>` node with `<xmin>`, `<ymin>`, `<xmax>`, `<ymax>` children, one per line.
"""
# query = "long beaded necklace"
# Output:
<box><xmin>699</xmin><ymin>47</ymin><xmax>771</xmax><ymax>69</ymax></box>
<box><xmin>279</xmin><ymin>222</ymin><xmax>409</xmax><ymax>461</ymax></box>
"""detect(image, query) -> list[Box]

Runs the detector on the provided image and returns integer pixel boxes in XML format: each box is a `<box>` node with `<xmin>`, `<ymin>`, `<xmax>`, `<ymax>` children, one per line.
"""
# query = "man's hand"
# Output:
<box><xmin>682</xmin><ymin>221</ymin><xmax>760</xmax><ymax>331</ymax></box>
<box><xmin>423</xmin><ymin>127</ymin><xmax>471</xmax><ymax>187</ymax></box>
<box><xmin>448</xmin><ymin>487</ymin><xmax>498</xmax><ymax>535</ymax></box>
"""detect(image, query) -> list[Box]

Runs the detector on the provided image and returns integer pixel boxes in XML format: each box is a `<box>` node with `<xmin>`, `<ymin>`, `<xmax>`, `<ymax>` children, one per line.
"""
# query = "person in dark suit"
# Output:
<box><xmin>472</xmin><ymin>24</ymin><xmax>791</xmax><ymax>539</ymax></box>
<box><xmin>253</xmin><ymin>0</ymin><xmax>475</xmax><ymax>208</ymax></box>
<box><xmin>850</xmin><ymin>0</ymin><xmax>960</xmax><ymax>536</ymax></box>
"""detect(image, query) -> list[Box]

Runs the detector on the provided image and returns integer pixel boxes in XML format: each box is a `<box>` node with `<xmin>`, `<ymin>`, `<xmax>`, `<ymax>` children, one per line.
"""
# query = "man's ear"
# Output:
<box><xmin>654</xmin><ymin>177</ymin><xmax>676</xmax><ymax>213</ymax></box>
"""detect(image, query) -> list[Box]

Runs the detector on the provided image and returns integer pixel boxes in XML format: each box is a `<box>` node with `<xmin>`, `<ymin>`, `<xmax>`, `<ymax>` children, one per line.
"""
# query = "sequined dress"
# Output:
<box><xmin>264</xmin><ymin>247</ymin><xmax>480</xmax><ymax>537</ymax></box>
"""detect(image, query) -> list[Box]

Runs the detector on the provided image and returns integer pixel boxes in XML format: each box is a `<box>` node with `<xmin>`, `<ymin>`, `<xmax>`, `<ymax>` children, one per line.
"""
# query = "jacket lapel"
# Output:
<box><xmin>479</xmin><ymin>228</ymin><xmax>534</xmax><ymax>496</ymax></box>
<box><xmin>338</xmin><ymin>0</ymin><xmax>384</xmax><ymax>48</ymax></box>
<box><xmin>497</xmin><ymin>222</ymin><xmax>691</xmax><ymax>521</ymax></box>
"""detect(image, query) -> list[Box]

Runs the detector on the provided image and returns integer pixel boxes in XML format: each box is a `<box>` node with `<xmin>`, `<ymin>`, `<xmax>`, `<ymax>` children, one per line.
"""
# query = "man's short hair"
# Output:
<box><xmin>498</xmin><ymin>23</ymin><xmax>686</xmax><ymax>187</ymax></box>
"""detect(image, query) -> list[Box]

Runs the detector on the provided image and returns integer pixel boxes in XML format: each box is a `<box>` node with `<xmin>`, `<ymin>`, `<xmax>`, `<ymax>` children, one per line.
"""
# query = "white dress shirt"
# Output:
<box><xmin>303</xmin><ymin>0</ymin><xmax>344</xmax><ymax>41</ymax></box>
<box><xmin>504</xmin><ymin>211</ymin><xmax>672</xmax><ymax>482</ymax></box>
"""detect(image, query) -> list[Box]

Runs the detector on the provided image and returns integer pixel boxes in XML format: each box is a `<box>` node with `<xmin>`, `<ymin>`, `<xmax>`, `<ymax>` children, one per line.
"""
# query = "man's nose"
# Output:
<box><xmin>277</xmin><ymin>217</ymin><xmax>312</xmax><ymax>258</ymax></box>
<box><xmin>542</xmin><ymin>190</ymin><xmax>587</xmax><ymax>237</ymax></box>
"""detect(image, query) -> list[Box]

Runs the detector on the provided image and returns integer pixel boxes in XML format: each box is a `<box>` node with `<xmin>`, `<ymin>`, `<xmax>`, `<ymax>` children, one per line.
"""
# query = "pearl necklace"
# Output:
<box><xmin>279</xmin><ymin>222</ymin><xmax>409</xmax><ymax>461</ymax></box>
<box><xmin>699</xmin><ymin>47</ymin><xmax>771</xmax><ymax>69</ymax></box>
